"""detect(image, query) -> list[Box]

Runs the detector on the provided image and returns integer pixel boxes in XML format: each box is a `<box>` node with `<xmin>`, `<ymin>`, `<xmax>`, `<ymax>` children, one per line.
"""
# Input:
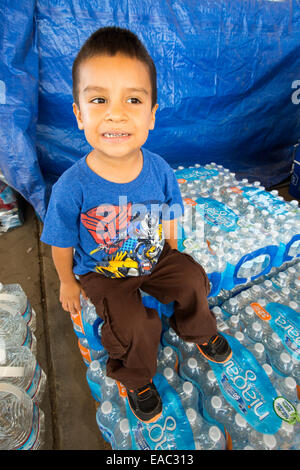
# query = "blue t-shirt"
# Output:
<box><xmin>41</xmin><ymin>147</ymin><xmax>184</xmax><ymax>278</ymax></box>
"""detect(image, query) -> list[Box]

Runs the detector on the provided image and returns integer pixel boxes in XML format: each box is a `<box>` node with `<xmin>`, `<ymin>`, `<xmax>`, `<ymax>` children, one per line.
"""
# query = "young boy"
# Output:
<box><xmin>41</xmin><ymin>26</ymin><xmax>232</xmax><ymax>424</ymax></box>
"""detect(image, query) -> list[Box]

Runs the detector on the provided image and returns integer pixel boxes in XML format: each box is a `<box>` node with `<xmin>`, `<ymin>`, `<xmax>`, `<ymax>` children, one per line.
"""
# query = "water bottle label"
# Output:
<box><xmin>26</xmin><ymin>362</ymin><xmax>43</xmax><ymax>400</ymax></box>
<box><xmin>195</xmin><ymin>197</ymin><xmax>239</xmax><ymax>232</ymax></box>
<box><xmin>17</xmin><ymin>402</ymin><xmax>41</xmax><ymax>450</ymax></box>
<box><xmin>209</xmin><ymin>333</ymin><xmax>285</xmax><ymax>434</ymax></box>
<box><xmin>256</xmin><ymin>302</ymin><xmax>300</xmax><ymax>361</ymax></box>
<box><xmin>273</xmin><ymin>397</ymin><xmax>299</xmax><ymax>424</ymax></box>
<box><xmin>127</xmin><ymin>374</ymin><xmax>195</xmax><ymax>450</ymax></box>
<box><xmin>176</xmin><ymin>167</ymin><xmax>218</xmax><ymax>183</ymax></box>
<box><xmin>70</xmin><ymin>310</ymin><xmax>86</xmax><ymax>337</ymax></box>
<box><xmin>78</xmin><ymin>339</ymin><xmax>92</xmax><ymax>365</ymax></box>
<box><xmin>241</xmin><ymin>187</ymin><xmax>289</xmax><ymax>215</ymax></box>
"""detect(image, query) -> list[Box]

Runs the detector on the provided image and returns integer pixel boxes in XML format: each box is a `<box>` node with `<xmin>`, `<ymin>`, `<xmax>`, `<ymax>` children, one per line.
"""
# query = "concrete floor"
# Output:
<box><xmin>0</xmin><ymin>182</ymin><xmax>298</xmax><ymax>450</ymax></box>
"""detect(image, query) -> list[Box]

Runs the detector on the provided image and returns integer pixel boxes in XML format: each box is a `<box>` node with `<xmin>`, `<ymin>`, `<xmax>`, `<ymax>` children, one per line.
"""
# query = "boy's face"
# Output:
<box><xmin>73</xmin><ymin>53</ymin><xmax>158</xmax><ymax>162</ymax></box>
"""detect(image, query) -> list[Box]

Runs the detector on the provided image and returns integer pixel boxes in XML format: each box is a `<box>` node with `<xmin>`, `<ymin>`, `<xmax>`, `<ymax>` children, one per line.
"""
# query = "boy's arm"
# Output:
<box><xmin>162</xmin><ymin>218</ymin><xmax>178</xmax><ymax>250</ymax></box>
<box><xmin>51</xmin><ymin>246</ymin><xmax>87</xmax><ymax>315</ymax></box>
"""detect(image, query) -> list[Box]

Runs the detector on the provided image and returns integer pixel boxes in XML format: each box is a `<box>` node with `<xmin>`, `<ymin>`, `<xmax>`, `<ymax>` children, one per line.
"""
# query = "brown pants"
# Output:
<box><xmin>78</xmin><ymin>242</ymin><xmax>217</xmax><ymax>389</ymax></box>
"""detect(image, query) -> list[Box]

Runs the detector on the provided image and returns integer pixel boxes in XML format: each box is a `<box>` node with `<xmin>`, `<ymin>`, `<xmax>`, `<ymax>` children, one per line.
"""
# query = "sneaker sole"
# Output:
<box><xmin>196</xmin><ymin>344</ymin><xmax>233</xmax><ymax>364</ymax></box>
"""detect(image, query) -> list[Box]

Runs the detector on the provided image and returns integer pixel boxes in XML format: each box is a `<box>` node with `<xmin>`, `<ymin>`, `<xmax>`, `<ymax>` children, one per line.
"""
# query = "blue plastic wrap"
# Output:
<box><xmin>1</xmin><ymin>0</ymin><xmax>300</xmax><ymax>220</ymax></box>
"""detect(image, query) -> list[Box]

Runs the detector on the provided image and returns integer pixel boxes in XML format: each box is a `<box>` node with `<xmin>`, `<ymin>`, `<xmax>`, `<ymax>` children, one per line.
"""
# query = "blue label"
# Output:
<box><xmin>127</xmin><ymin>374</ymin><xmax>195</xmax><ymax>450</ymax></box>
<box><xmin>195</xmin><ymin>197</ymin><xmax>239</xmax><ymax>232</ymax></box>
<box><xmin>241</xmin><ymin>187</ymin><xmax>288</xmax><ymax>215</ymax></box>
<box><xmin>209</xmin><ymin>333</ymin><xmax>283</xmax><ymax>434</ymax></box>
<box><xmin>265</xmin><ymin>303</ymin><xmax>300</xmax><ymax>361</ymax></box>
<box><xmin>176</xmin><ymin>167</ymin><xmax>218</xmax><ymax>182</ymax></box>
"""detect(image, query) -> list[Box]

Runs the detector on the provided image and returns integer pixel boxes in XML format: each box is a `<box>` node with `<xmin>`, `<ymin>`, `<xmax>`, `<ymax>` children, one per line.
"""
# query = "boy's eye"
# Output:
<box><xmin>91</xmin><ymin>97</ymin><xmax>106</xmax><ymax>104</ymax></box>
<box><xmin>127</xmin><ymin>97</ymin><xmax>141</xmax><ymax>104</ymax></box>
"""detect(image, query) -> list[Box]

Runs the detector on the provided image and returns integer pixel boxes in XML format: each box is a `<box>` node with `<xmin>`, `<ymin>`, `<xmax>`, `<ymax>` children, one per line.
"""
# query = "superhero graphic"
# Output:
<box><xmin>81</xmin><ymin>202</ymin><xmax>164</xmax><ymax>278</ymax></box>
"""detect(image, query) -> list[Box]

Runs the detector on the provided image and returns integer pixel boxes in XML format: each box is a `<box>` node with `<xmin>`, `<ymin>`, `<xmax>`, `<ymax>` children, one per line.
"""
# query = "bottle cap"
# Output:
<box><xmin>289</xmin><ymin>301</ymin><xmax>297</xmax><ymax>310</ymax></box>
<box><xmin>90</xmin><ymin>360</ymin><xmax>100</xmax><ymax>371</ymax></box>
<box><xmin>120</xmin><ymin>418</ymin><xmax>129</xmax><ymax>434</ymax></box>
<box><xmin>187</xmin><ymin>357</ymin><xmax>197</xmax><ymax>369</ymax></box>
<box><xmin>101</xmin><ymin>401</ymin><xmax>112</xmax><ymax>414</ymax></box>
<box><xmin>263</xmin><ymin>434</ymin><xmax>276</xmax><ymax>450</ymax></box>
<box><xmin>186</xmin><ymin>408</ymin><xmax>197</xmax><ymax>424</ymax></box>
<box><xmin>272</xmin><ymin>332</ymin><xmax>281</xmax><ymax>344</ymax></box>
<box><xmin>230</xmin><ymin>315</ymin><xmax>239</xmax><ymax>325</ymax></box>
<box><xmin>209</xmin><ymin>426</ymin><xmax>221</xmax><ymax>443</ymax></box>
<box><xmin>245</xmin><ymin>306</ymin><xmax>254</xmax><ymax>315</ymax></box>
<box><xmin>252</xmin><ymin>322</ymin><xmax>262</xmax><ymax>332</ymax></box>
<box><xmin>235</xmin><ymin>413</ymin><xmax>247</xmax><ymax>428</ymax></box>
<box><xmin>254</xmin><ymin>343</ymin><xmax>265</xmax><ymax>354</ymax></box>
<box><xmin>212</xmin><ymin>306</ymin><xmax>222</xmax><ymax>316</ymax></box>
<box><xmin>284</xmin><ymin>376</ymin><xmax>296</xmax><ymax>390</ymax></box>
<box><xmin>163</xmin><ymin>367</ymin><xmax>174</xmax><ymax>380</ymax></box>
<box><xmin>163</xmin><ymin>346</ymin><xmax>173</xmax><ymax>358</ymax></box>
<box><xmin>207</xmin><ymin>370</ymin><xmax>216</xmax><ymax>382</ymax></box>
<box><xmin>262</xmin><ymin>363</ymin><xmax>273</xmax><ymax>377</ymax></box>
<box><xmin>211</xmin><ymin>396</ymin><xmax>222</xmax><ymax>409</ymax></box>
<box><xmin>105</xmin><ymin>377</ymin><xmax>115</xmax><ymax>387</ymax></box>
<box><xmin>183</xmin><ymin>381</ymin><xmax>193</xmax><ymax>395</ymax></box>
<box><xmin>280</xmin><ymin>352</ymin><xmax>291</xmax><ymax>364</ymax></box>
<box><xmin>234</xmin><ymin>332</ymin><xmax>244</xmax><ymax>342</ymax></box>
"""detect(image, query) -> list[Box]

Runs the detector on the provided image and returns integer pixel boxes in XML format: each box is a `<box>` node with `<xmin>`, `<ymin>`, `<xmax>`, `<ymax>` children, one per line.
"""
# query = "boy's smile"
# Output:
<box><xmin>73</xmin><ymin>53</ymin><xmax>158</xmax><ymax>167</ymax></box>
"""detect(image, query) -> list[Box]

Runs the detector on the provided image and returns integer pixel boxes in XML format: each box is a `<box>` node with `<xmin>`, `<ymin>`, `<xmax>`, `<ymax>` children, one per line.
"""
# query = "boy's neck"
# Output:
<box><xmin>86</xmin><ymin>148</ymin><xmax>143</xmax><ymax>184</ymax></box>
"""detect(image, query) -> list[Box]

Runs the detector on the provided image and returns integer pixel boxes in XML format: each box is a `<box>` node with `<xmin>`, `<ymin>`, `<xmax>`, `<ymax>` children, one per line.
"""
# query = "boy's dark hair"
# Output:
<box><xmin>72</xmin><ymin>26</ymin><xmax>157</xmax><ymax>109</ymax></box>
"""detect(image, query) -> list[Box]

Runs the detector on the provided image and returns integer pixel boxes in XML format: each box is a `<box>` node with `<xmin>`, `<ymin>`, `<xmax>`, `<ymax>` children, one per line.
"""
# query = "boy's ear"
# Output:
<box><xmin>149</xmin><ymin>103</ymin><xmax>159</xmax><ymax>130</ymax></box>
<box><xmin>72</xmin><ymin>102</ymin><xmax>84</xmax><ymax>130</ymax></box>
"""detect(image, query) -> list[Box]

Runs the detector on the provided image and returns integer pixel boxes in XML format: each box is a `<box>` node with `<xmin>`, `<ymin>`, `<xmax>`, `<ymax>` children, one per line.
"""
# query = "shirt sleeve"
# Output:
<box><xmin>162</xmin><ymin>166</ymin><xmax>185</xmax><ymax>221</ymax></box>
<box><xmin>40</xmin><ymin>178</ymin><xmax>81</xmax><ymax>248</ymax></box>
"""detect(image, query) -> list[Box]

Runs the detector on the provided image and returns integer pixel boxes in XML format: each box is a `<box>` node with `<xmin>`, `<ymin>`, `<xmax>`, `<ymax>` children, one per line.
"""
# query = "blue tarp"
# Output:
<box><xmin>1</xmin><ymin>0</ymin><xmax>300</xmax><ymax>221</ymax></box>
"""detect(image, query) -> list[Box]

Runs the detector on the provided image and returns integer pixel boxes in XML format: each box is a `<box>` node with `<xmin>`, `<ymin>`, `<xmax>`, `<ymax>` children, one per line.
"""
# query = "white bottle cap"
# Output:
<box><xmin>209</xmin><ymin>426</ymin><xmax>221</xmax><ymax>443</ymax></box>
<box><xmin>229</xmin><ymin>297</ymin><xmax>238</xmax><ymax>305</ymax></box>
<box><xmin>234</xmin><ymin>331</ymin><xmax>244</xmax><ymax>342</ymax></box>
<box><xmin>207</xmin><ymin>370</ymin><xmax>216</xmax><ymax>382</ymax></box>
<box><xmin>187</xmin><ymin>357</ymin><xmax>197</xmax><ymax>369</ymax></box>
<box><xmin>254</xmin><ymin>343</ymin><xmax>265</xmax><ymax>354</ymax></box>
<box><xmin>120</xmin><ymin>418</ymin><xmax>130</xmax><ymax>434</ymax></box>
<box><xmin>163</xmin><ymin>346</ymin><xmax>173</xmax><ymax>358</ymax></box>
<box><xmin>262</xmin><ymin>363</ymin><xmax>273</xmax><ymax>377</ymax></box>
<box><xmin>101</xmin><ymin>401</ymin><xmax>112</xmax><ymax>414</ymax></box>
<box><xmin>230</xmin><ymin>315</ymin><xmax>239</xmax><ymax>325</ymax></box>
<box><xmin>263</xmin><ymin>434</ymin><xmax>276</xmax><ymax>450</ymax></box>
<box><xmin>169</xmin><ymin>328</ymin><xmax>177</xmax><ymax>337</ymax></box>
<box><xmin>183</xmin><ymin>381</ymin><xmax>193</xmax><ymax>395</ymax></box>
<box><xmin>163</xmin><ymin>367</ymin><xmax>174</xmax><ymax>381</ymax></box>
<box><xmin>90</xmin><ymin>360</ymin><xmax>100</xmax><ymax>371</ymax></box>
<box><xmin>280</xmin><ymin>352</ymin><xmax>291</xmax><ymax>364</ymax></box>
<box><xmin>289</xmin><ymin>301</ymin><xmax>298</xmax><ymax>310</ymax></box>
<box><xmin>186</xmin><ymin>408</ymin><xmax>197</xmax><ymax>424</ymax></box>
<box><xmin>212</xmin><ymin>306</ymin><xmax>222</xmax><ymax>316</ymax></box>
<box><xmin>105</xmin><ymin>377</ymin><xmax>115</xmax><ymax>387</ymax></box>
<box><xmin>211</xmin><ymin>396</ymin><xmax>222</xmax><ymax>409</ymax></box>
<box><xmin>264</xmin><ymin>280</ymin><xmax>272</xmax><ymax>288</ymax></box>
<box><xmin>235</xmin><ymin>413</ymin><xmax>247</xmax><ymax>428</ymax></box>
<box><xmin>245</xmin><ymin>306</ymin><xmax>254</xmax><ymax>315</ymax></box>
<box><xmin>252</xmin><ymin>322</ymin><xmax>262</xmax><ymax>332</ymax></box>
<box><xmin>272</xmin><ymin>332</ymin><xmax>281</xmax><ymax>344</ymax></box>
<box><xmin>284</xmin><ymin>376</ymin><xmax>296</xmax><ymax>390</ymax></box>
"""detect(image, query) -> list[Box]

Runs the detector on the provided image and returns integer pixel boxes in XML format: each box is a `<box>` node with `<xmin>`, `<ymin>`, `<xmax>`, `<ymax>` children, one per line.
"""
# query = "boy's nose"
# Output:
<box><xmin>105</xmin><ymin>102</ymin><xmax>127</xmax><ymax>121</ymax></box>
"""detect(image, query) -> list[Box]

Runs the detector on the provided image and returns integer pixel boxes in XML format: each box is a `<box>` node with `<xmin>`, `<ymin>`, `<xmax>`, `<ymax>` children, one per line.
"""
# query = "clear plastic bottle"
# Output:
<box><xmin>249</xmin><ymin>430</ymin><xmax>277</xmax><ymax>450</ymax></box>
<box><xmin>276</xmin><ymin>421</ymin><xmax>295</xmax><ymax>450</ymax></box>
<box><xmin>271</xmin><ymin>352</ymin><xmax>294</xmax><ymax>377</ymax></box>
<box><xmin>179</xmin><ymin>381</ymin><xmax>199</xmax><ymax>410</ymax></box>
<box><xmin>0</xmin><ymin>282</ymin><xmax>36</xmax><ymax>332</ymax></box>
<box><xmin>0</xmin><ymin>382</ymin><xmax>45</xmax><ymax>449</ymax></box>
<box><xmin>247</xmin><ymin>342</ymin><xmax>267</xmax><ymax>364</ymax></box>
<box><xmin>272</xmin><ymin>376</ymin><xmax>299</xmax><ymax>405</ymax></box>
<box><xmin>221</xmin><ymin>297</ymin><xmax>240</xmax><ymax>316</ymax></box>
<box><xmin>186</xmin><ymin>408</ymin><xmax>226</xmax><ymax>450</ymax></box>
<box><xmin>205</xmin><ymin>394</ymin><xmax>236</xmax><ymax>429</ymax></box>
<box><xmin>0</xmin><ymin>307</ymin><xmax>36</xmax><ymax>354</ymax></box>
<box><xmin>0</xmin><ymin>339</ymin><xmax>46</xmax><ymax>403</ymax></box>
<box><xmin>177</xmin><ymin>340</ymin><xmax>197</xmax><ymax>363</ymax></box>
<box><xmin>179</xmin><ymin>357</ymin><xmax>210</xmax><ymax>388</ymax></box>
<box><xmin>113</xmin><ymin>418</ymin><xmax>132</xmax><ymax>450</ymax></box>
<box><xmin>226</xmin><ymin>413</ymin><xmax>252</xmax><ymax>450</ymax></box>
<box><xmin>244</xmin><ymin>320</ymin><xmax>264</xmax><ymax>342</ymax></box>
<box><xmin>157</xmin><ymin>345</ymin><xmax>178</xmax><ymax>372</ymax></box>
<box><xmin>227</xmin><ymin>315</ymin><xmax>241</xmax><ymax>335</ymax></box>
<box><xmin>240</xmin><ymin>306</ymin><xmax>256</xmax><ymax>327</ymax></box>
<box><xmin>162</xmin><ymin>327</ymin><xmax>181</xmax><ymax>350</ymax></box>
<box><xmin>96</xmin><ymin>400</ymin><xmax>120</xmax><ymax>448</ymax></box>
<box><xmin>262</xmin><ymin>332</ymin><xmax>284</xmax><ymax>357</ymax></box>
<box><xmin>86</xmin><ymin>359</ymin><xmax>107</xmax><ymax>401</ymax></box>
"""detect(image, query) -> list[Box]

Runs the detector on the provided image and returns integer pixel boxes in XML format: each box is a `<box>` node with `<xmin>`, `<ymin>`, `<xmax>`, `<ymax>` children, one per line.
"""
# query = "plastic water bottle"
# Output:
<box><xmin>0</xmin><ymin>382</ymin><xmax>45</xmax><ymax>449</ymax></box>
<box><xmin>179</xmin><ymin>357</ymin><xmax>210</xmax><ymax>388</ymax></box>
<box><xmin>205</xmin><ymin>393</ymin><xmax>236</xmax><ymax>429</ymax></box>
<box><xmin>186</xmin><ymin>408</ymin><xmax>226</xmax><ymax>450</ymax></box>
<box><xmin>96</xmin><ymin>400</ymin><xmax>120</xmax><ymax>448</ymax></box>
<box><xmin>0</xmin><ymin>339</ymin><xmax>46</xmax><ymax>403</ymax></box>
<box><xmin>0</xmin><ymin>282</ymin><xmax>36</xmax><ymax>332</ymax></box>
<box><xmin>244</xmin><ymin>320</ymin><xmax>264</xmax><ymax>342</ymax></box>
<box><xmin>272</xmin><ymin>376</ymin><xmax>299</xmax><ymax>405</ymax></box>
<box><xmin>162</xmin><ymin>327</ymin><xmax>181</xmax><ymax>350</ymax></box>
<box><xmin>247</xmin><ymin>342</ymin><xmax>267</xmax><ymax>364</ymax></box>
<box><xmin>239</xmin><ymin>306</ymin><xmax>256</xmax><ymax>327</ymax></box>
<box><xmin>271</xmin><ymin>351</ymin><xmax>294</xmax><ymax>377</ymax></box>
<box><xmin>113</xmin><ymin>418</ymin><xmax>132</xmax><ymax>450</ymax></box>
<box><xmin>226</xmin><ymin>413</ymin><xmax>252</xmax><ymax>450</ymax></box>
<box><xmin>262</xmin><ymin>332</ymin><xmax>284</xmax><ymax>357</ymax></box>
<box><xmin>0</xmin><ymin>307</ymin><xmax>36</xmax><ymax>354</ymax></box>
<box><xmin>86</xmin><ymin>359</ymin><xmax>107</xmax><ymax>401</ymax></box>
<box><xmin>276</xmin><ymin>421</ymin><xmax>295</xmax><ymax>450</ymax></box>
<box><xmin>178</xmin><ymin>381</ymin><xmax>200</xmax><ymax>410</ymax></box>
<box><xmin>78</xmin><ymin>336</ymin><xmax>108</xmax><ymax>366</ymax></box>
<box><xmin>157</xmin><ymin>346</ymin><xmax>178</xmax><ymax>372</ymax></box>
<box><xmin>220</xmin><ymin>297</ymin><xmax>240</xmax><ymax>316</ymax></box>
<box><xmin>227</xmin><ymin>315</ymin><xmax>241</xmax><ymax>335</ymax></box>
<box><xmin>249</xmin><ymin>430</ymin><xmax>277</xmax><ymax>450</ymax></box>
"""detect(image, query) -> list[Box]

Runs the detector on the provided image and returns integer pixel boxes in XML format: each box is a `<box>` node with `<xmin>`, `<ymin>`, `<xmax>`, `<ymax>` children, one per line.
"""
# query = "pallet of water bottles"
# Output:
<box><xmin>71</xmin><ymin>262</ymin><xmax>300</xmax><ymax>450</ymax></box>
<box><xmin>175</xmin><ymin>162</ymin><xmax>300</xmax><ymax>298</ymax></box>
<box><xmin>0</xmin><ymin>282</ymin><xmax>46</xmax><ymax>449</ymax></box>
<box><xmin>0</xmin><ymin>178</ymin><xmax>24</xmax><ymax>233</ymax></box>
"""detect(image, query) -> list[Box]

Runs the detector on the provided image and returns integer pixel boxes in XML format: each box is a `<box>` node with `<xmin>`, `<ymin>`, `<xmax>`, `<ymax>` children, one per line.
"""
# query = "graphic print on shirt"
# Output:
<box><xmin>81</xmin><ymin>202</ymin><xmax>164</xmax><ymax>278</ymax></box>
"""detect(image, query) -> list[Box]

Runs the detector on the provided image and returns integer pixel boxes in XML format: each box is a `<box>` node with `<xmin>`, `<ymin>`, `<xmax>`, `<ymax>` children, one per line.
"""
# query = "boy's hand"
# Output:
<box><xmin>59</xmin><ymin>279</ymin><xmax>88</xmax><ymax>316</ymax></box>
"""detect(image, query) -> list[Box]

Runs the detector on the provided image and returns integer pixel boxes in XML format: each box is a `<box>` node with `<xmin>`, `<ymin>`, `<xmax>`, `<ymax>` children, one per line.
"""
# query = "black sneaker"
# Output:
<box><xmin>197</xmin><ymin>334</ymin><xmax>232</xmax><ymax>363</ymax></box>
<box><xmin>126</xmin><ymin>380</ymin><xmax>162</xmax><ymax>423</ymax></box>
